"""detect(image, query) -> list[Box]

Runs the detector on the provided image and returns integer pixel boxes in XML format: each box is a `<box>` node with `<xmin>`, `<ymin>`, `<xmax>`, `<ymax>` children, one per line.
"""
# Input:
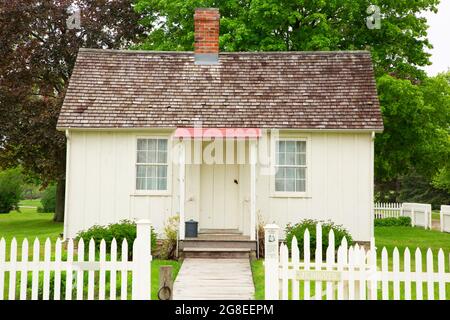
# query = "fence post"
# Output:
<box><xmin>132</xmin><ymin>219</ymin><xmax>152</xmax><ymax>300</ymax></box>
<box><xmin>264</xmin><ymin>224</ymin><xmax>280</xmax><ymax>300</ymax></box>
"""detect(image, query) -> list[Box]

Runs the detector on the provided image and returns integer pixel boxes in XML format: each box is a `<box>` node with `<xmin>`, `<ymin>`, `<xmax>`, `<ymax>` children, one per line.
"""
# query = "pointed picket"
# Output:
<box><xmin>336</xmin><ymin>246</ymin><xmax>345</xmax><ymax>300</ymax></box>
<box><xmin>76</xmin><ymin>238</ymin><xmax>85</xmax><ymax>300</ymax></box>
<box><xmin>42</xmin><ymin>238</ymin><xmax>51</xmax><ymax>300</ymax></box>
<box><xmin>393</xmin><ymin>247</ymin><xmax>400</xmax><ymax>300</ymax></box>
<box><xmin>326</xmin><ymin>230</ymin><xmax>335</xmax><ymax>300</ymax></box>
<box><xmin>426</xmin><ymin>249</ymin><xmax>434</xmax><ymax>300</ymax></box>
<box><xmin>110</xmin><ymin>238</ymin><xmax>118</xmax><ymax>300</ymax></box>
<box><xmin>415</xmin><ymin>248</ymin><xmax>423</xmax><ymax>300</ymax></box>
<box><xmin>314</xmin><ymin>223</ymin><xmax>322</xmax><ymax>300</ymax></box>
<box><xmin>404</xmin><ymin>248</ymin><xmax>411</xmax><ymax>300</ymax></box>
<box><xmin>99</xmin><ymin>239</ymin><xmax>106</xmax><ymax>300</ymax></box>
<box><xmin>381</xmin><ymin>247</ymin><xmax>388</xmax><ymax>300</ymax></box>
<box><xmin>0</xmin><ymin>238</ymin><xmax>5</xmax><ymax>300</ymax></box>
<box><xmin>280</xmin><ymin>243</ymin><xmax>289</xmax><ymax>300</ymax></box>
<box><xmin>291</xmin><ymin>236</ymin><xmax>299</xmax><ymax>300</ymax></box>
<box><xmin>88</xmin><ymin>239</ymin><xmax>95</xmax><ymax>300</ymax></box>
<box><xmin>348</xmin><ymin>246</ymin><xmax>355</xmax><ymax>300</ymax></box>
<box><xmin>65</xmin><ymin>239</ymin><xmax>74</xmax><ymax>300</ymax></box>
<box><xmin>8</xmin><ymin>238</ymin><xmax>17</xmax><ymax>300</ymax></box>
<box><xmin>358</xmin><ymin>247</ymin><xmax>366</xmax><ymax>300</ymax></box>
<box><xmin>121</xmin><ymin>239</ymin><xmax>128</xmax><ymax>300</ymax></box>
<box><xmin>303</xmin><ymin>228</ymin><xmax>311</xmax><ymax>300</ymax></box>
<box><xmin>19</xmin><ymin>238</ymin><xmax>29</xmax><ymax>300</ymax></box>
<box><xmin>54</xmin><ymin>238</ymin><xmax>62</xmax><ymax>300</ymax></box>
<box><xmin>437</xmin><ymin>249</ymin><xmax>445</xmax><ymax>300</ymax></box>
<box><xmin>31</xmin><ymin>239</ymin><xmax>40</xmax><ymax>300</ymax></box>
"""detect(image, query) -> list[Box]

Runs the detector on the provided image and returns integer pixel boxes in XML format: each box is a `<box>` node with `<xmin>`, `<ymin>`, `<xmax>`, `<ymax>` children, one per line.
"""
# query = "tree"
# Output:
<box><xmin>0</xmin><ymin>0</ymin><xmax>147</xmax><ymax>221</ymax></box>
<box><xmin>134</xmin><ymin>0</ymin><xmax>439</xmax><ymax>79</ymax></box>
<box><xmin>0</xmin><ymin>168</ymin><xmax>24</xmax><ymax>213</ymax></box>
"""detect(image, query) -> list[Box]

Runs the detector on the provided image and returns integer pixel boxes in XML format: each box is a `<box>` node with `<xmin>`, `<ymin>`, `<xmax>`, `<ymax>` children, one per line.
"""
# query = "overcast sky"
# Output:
<box><xmin>423</xmin><ymin>1</ymin><xmax>450</xmax><ymax>76</ymax></box>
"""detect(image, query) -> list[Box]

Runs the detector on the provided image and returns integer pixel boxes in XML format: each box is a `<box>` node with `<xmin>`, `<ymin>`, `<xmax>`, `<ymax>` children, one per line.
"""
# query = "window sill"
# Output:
<box><xmin>270</xmin><ymin>192</ymin><xmax>311</xmax><ymax>199</ymax></box>
<box><xmin>130</xmin><ymin>191</ymin><xmax>172</xmax><ymax>197</ymax></box>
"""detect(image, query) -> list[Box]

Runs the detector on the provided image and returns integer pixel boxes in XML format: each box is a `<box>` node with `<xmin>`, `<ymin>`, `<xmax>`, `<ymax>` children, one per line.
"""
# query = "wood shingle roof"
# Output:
<box><xmin>57</xmin><ymin>48</ymin><xmax>383</xmax><ymax>131</ymax></box>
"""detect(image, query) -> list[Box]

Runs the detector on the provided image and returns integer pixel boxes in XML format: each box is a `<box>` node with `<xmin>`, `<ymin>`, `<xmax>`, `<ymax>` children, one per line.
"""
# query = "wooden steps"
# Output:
<box><xmin>180</xmin><ymin>230</ymin><xmax>256</xmax><ymax>258</ymax></box>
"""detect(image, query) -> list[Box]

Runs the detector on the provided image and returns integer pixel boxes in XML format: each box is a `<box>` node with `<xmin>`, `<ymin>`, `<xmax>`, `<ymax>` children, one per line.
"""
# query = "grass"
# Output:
<box><xmin>18</xmin><ymin>199</ymin><xmax>42</xmax><ymax>208</ymax></box>
<box><xmin>251</xmin><ymin>226</ymin><xmax>450</xmax><ymax>300</ymax></box>
<box><xmin>0</xmin><ymin>205</ymin><xmax>182</xmax><ymax>300</ymax></box>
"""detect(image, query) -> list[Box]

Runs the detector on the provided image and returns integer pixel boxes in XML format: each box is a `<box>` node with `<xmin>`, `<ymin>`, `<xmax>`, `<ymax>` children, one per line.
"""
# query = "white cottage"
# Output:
<box><xmin>57</xmin><ymin>8</ymin><xmax>383</xmax><ymax>255</ymax></box>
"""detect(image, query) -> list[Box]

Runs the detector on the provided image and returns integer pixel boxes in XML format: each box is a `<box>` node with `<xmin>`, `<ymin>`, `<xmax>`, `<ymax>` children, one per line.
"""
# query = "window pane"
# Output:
<box><xmin>158</xmin><ymin>139</ymin><xmax>168</xmax><ymax>152</ymax></box>
<box><xmin>147</xmin><ymin>150</ymin><xmax>157</xmax><ymax>163</ymax></box>
<box><xmin>158</xmin><ymin>166</ymin><xmax>167</xmax><ymax>178</ymax></box>
<box><xmin>158</xmin><ymin>178</ymin><xmax>167</xmax><ymax>190</ymax></box>
<box><xmin>275</xmin><ymin>167</ymin><xmax>285</xmax><ymax>179</ymax></box>
<box><xmin>275</xmin><ymin>179</ymin><xmax>284</xmax><ymax>192</ymax></box>
<box><xmin>137</xmin><ymin>151</ymin><xmax>147</xmax><ymax>163</ymax></box>
<box><xmin>277</xmin><ymin>152</ymin><xmax>285</xmax><ymax>165</ymax></box>
<box><xmin>286</xmin><ymin>152</ymin><xmax>295</xmax><ymax>165</ymax></box>
<box><xmin>285</xmin><ymin>179</ymin><xmax>295</xmax><ymax>192</ymax></box>
<box><xmin>296</xmin><ymin>153</ymin><xmax>306</xmax><ymax>166</ymax></box>
<box><xmin>147</xmin><ymin>178</ymin><xmax>157</xmax><ymax>190</ymax></box>
<box><xmin>296</xmin><ymin>179</ymin><xmax>306</xmax><ymax>192</ymax></box>
<box><xmin>137</xmin><ymin>139</ymin><xmax>147</xmax><ymax>151</ymax></box>
<box><xmin>286</xmin><ymin>141</ymin><xmax>295</xmax><ymax>152</ymax></box>
<box><xmin>296</xmin><ymin>168</ymin><xmax>306</xmax><ymax>179</ymax></box>
<box><xmin>285</xmin><ymin>167</ymin><xmax>295</xmax><ymax>179</ymax></box>
<box><xmin>158</xmin><ymin>151</ymin><xmax>167</xmax><ymax>164</ymax></box>
<box><xmin>278</xmin><ymin>141</ymin><xmax>285</xmax><ymax>152</ymax></box>
<box><xmin>147</xmin><ymin>140</ymin><xmax>157</xmax><ymax>150</ymax></box>
<box><xmin>136</xmin><ymin>177</ymin><xmax>146</xmax><ymax>190</ymax></box>
<box><xmin>147</xmin><ymin>166</ymin><xmax>157</xmax><ymax>178</ymax></box>
<box><xmin>137</xmin><ymin>165</ymin><xmax>146</xmax><ymax>178</ymax></box>
<box><xmin>296</xmin><ymin>141</ymin><xmax>306</xmax><ymax>152</ymax></box>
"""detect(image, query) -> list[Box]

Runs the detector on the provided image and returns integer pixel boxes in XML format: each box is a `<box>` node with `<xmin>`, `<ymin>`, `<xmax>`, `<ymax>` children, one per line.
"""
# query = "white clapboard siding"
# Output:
<box><xmin>0</xmin><ymin>220</ymin><xmax>152</xmax><ymax>301</ymax></box>
<box><xmin>266</xmin><ymin>223</ymin><xmax>450</xmax><ymax>301</ymax></box>
<box><xmin>374</xmin><ymin>203</ymin><xmax>402</xmax><ymax>219</ymax></box>
<box><xmin>441</xmin><ymin>205</ymin><xmax>450</xmax><ymax>233</ymax></box>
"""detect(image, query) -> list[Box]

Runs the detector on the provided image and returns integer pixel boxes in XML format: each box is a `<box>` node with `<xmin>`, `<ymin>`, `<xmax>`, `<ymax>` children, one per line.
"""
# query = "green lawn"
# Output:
<box><xmin>0</xmin><ymin>206</ymin><xmax>181</xmax><ymax>300</ymax></box>
<box><xmin>252</xmin><ymin>226</ymin><xmax>450</xmax><ymax>300</ymax></box>
<box><xmin>18</xmin><ymin>199</ymin><xmax>42</xmax><ymax>208</ymax></box>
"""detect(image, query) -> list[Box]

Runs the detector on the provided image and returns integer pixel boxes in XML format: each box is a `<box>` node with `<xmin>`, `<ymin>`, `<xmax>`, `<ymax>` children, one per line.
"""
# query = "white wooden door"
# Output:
<box><xmin>200</xmin><ymin>164</ymin><xmax>240</xmax><ymax>230</ymax></box>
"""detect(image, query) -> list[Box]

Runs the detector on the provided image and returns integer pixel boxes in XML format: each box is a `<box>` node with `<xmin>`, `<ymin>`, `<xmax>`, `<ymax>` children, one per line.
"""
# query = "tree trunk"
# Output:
<box><xmin>53</xmin><ymin>178</ymin><xmax>65</xmax><ymax>222</ymax></box>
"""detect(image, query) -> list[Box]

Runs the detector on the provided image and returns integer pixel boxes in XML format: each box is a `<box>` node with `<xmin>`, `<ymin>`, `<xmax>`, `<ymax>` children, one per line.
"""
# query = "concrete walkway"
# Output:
<box><xmin>173</xmin><ymin>258</ymin><xmax>255</xmax><ymax>300</ymax></box>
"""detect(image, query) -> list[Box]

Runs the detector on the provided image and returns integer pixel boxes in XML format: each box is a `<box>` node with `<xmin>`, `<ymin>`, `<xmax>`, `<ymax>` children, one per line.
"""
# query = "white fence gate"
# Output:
<box><xmin>0</xmin><ymin>219</ymin><xmax>152</xmax><ymax>300</ymax></box>
<box><xmin>441</xmin><ymin>205</ymin><xmax>450</xmax><ymax>233</ymax></box>
<box><xmin>264</xmin><ymin>224</ymin><xmax>450</xmax><ymax>300</ymax></box>
<box><xmin>374</xmin><ymin>203</ymin><xmax>402</xmax><ymax>219</ymax></box>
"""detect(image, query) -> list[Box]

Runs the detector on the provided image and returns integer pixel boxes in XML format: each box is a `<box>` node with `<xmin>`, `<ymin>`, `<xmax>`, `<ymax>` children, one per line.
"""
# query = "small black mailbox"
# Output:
<box><xmin>185</xmin><ymin>219</ymin><xmax>198</xmax><ymax>238</ymax></box>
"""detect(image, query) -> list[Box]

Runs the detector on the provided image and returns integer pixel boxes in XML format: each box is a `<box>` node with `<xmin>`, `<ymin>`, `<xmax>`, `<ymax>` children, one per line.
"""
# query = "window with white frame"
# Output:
<box><xmin>275</xmin><ymin>140</ymin><xmax>307</xmax><ymax>192</ymax></box>
<box><xmin>136</xmin><ymin>138</ymin><xmax>168</xmax><ymax>191</ymax></box>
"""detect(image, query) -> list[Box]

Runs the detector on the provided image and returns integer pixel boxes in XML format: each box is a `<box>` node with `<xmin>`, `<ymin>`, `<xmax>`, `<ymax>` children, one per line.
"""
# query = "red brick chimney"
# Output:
<box><xmin>194</xmin><ymin>8</ymin><xmax>219</xmax><ymax>64</ymax></box>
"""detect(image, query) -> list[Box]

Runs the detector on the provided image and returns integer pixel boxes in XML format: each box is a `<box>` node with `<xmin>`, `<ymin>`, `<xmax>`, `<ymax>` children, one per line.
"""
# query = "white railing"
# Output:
<box><xmin>0</xmin><ymin>219</ymin><xmax>152</xmax><ymax>300</ymax></box>
<box><xmin>264</xmin><ymin>224</ymin><xmax>450</xmax><ymax>300</ymax></box>
<box><xmin>374</xmin><ymin>203</ymin><xmax>403</xmax><ymax>219</ymax></box>
<box><xmin>441</xmin><ymin>205</ymin><xmax>450</xmax><ymax>233</ymax></box>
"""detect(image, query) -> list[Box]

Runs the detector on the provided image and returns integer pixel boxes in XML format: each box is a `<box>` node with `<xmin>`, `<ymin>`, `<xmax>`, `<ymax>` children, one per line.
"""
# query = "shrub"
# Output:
<box><xmin>374</xmin><ymin>216</ymin><xmax>411</xmax><ymax>227</ymax></box>
<box><xmin>40</xmin><ymin>185</ymin><xmax>56</xmax><ymax>213</ymax></box>
<box><xmin>285</xmin><ymin>219</ymin><xmax>354</xmax><ymax>260</ymax></box>
<box><xmin>76</xmin><ymin>220</ymin><xmax>157</xmax><ymax>259</ymax></box>
<box><xmin>158</xmin><ymin>215</ymin><xmax>179</xmax><ymax>259</ymax></box>
<box><xmin>0</xmin><ymin>168</ymin><xmax>23</xmax><ymax>213</ymax></box>
<box><xmin>257</xmin><ymin>215</ymin><xmax>265</xmax><ymax>258</ymax></box>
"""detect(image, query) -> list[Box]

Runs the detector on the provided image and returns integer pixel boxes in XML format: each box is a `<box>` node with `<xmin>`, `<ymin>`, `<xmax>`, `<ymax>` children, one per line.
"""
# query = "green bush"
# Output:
<box><xmin>0</xmin><ymin>168</ymin><xmax>23</xmax><ymax>213</ymax></box>
<box><xmin>76</xmin><ymin>220</ymin><xmax>157</xmax><ymax>259</ymax></box>
<box><xmin>40</xmin><ymin>185</ymin><xmax>56</xmax><ymax>213</ymax></box>
<box><xmin>285</xmin><ymin>219</ymin><xmax>354</xmax><ymax>260</ymax></box>
<box><xmin>374</xmin><ymin>216</ymin><xmax>411</xmax><ymax>227</ymax></box>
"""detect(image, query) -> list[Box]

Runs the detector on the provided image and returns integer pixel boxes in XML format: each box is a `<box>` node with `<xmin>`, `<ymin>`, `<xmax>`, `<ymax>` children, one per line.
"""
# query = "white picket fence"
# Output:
<box><xmin>374</xmin><ymin>203</ymin><xmax>403</xmax><ymax>219</ymax></box>
<box><xmin>402</xmin><ymin>203</ymin><xmax>432</xmax><ymax>229</ymax></box>
<box><xmin>264</xmin><ymin>224</ymin><xmax>450</xmax><ymax>300</ymax></box>
<box><xmin>441</xmin><ymin>205</ymin><xmax>450</xmax><ymax>233</ymax></box>
<box><xmin>0</xmin><ymin>220</ymin><xmax>152</xmax><ymax>300</ymax></box>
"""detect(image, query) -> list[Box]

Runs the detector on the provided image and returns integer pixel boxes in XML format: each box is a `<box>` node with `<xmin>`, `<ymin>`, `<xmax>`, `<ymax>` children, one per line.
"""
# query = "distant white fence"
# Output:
<box><xmin>264</xmin><ymin>224</ymin><xmax>450</xmax><ymax>300</ymax></box>
<box><xmin>0</xmin><ymin>220</ymin><xmax>152</xmax><ymax>300</ymax></box>
<box><xmin>441</xmin><ymin>205</ymin><xmax>450</xmax><ymax>233</ymax></box>
<box><xmin>402</xmin><ymin>203</ymin><xmax>432</xmax><ymax>229</ymax></box>
<box><xmin>374</xmin><ymin>203</ymin><xmax>402</xmax><ymax>219</ymax></box>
